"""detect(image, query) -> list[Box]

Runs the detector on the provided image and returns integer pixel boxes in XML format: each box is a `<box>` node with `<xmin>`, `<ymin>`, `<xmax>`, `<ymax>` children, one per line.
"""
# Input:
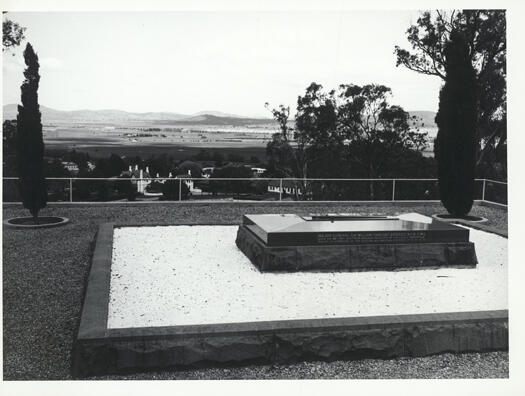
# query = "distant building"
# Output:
<box><xmin>175</xmin><ymin>170</ymin><xmax>201</xmax><ymax>194</ymax></box>
<box><xmin>202</xmin><ymin>167</ymin><xmax>214</xmax><ymax>178</ymax></box>
<box><xmin>251</xmin><ymin>167</ymin><xmax>266</xmax><ymax>176</ymax></box>
<box><xmin>120</xmin><ymin>165</ymin><xmax>152</xmax><ymax>193</ymax></box>
<box><xmin>61</xmin><ymin>161</ymin><xmax>79</xmax><ymax>174</ymax></box>
<box><xmin>118</xmin><ymin>166</ymin><xmax>204</xmax><ymax>195</ymax></box>
<box><xmin>267</xmin><ymin>179</ymin><xmax>302</xmax><ymax>196</ymax></box>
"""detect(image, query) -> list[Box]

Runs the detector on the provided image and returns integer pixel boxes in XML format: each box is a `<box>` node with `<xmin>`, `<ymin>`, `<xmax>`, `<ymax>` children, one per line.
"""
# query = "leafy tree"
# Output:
<box><xmin>145</xmin><ymin>180</ymin><xmax>163</xmax><ymax>193</ymax></box>
<box><xmin>177</xmin><ymin>160</ymin><xmax>202</xmax><ymax>178</ymax></box>
<box><xmin>208</xmin><ymin>166</ymin><xmax>253</xmax><ymax>197</ymax></box>
<box><xmin>252</xmin><ymin>179</ymin><xmax>269</xmax><ymax>196</ymax></box>
<box><xmin>96</xmin><ymin>181</ymin><xmax>109</xmax><ymax>202</ymax></box>
<box><xmin>434</xmin><ymin>30</ymin><xmax>478</xmax><ymax>217</ymax></box>
<box><xmin>395</xmin><ymin>10</ymin><xmax>506</xmax><ymax>178</ymax></box>
<box><xmin>107</xmin><ymin>153</ymin><xmax>126</xmax><ymax>176</ymax></box>
<box><xmin>3</xmin><ymin>14</ymin><xmax>26</xmax><ymax>51</ymax></box>
<box><xmin>295</xmin><ymin>83</ymin><xmax>340</xmax><ymax>149</ymax></box>
<box><xmin>266</xmin><ymin>83</ymin><xmax>427</xmax><ymax>199</ymax></box>
<box><xmin>129</xmin><ymin>155</ymin><xmax>143</xmax><ymax>169</ymax></box>
<box><xmin>3</xmin><ymin>120</ymin><xmax>17</xmax><ymax>176</ymax></box>
<box><xmin>44</xmin><ymin>158</ymin><xmax>71</xmax><ymax>177</ymax></box>
<box><xmin>345</xmin><ymin>143</ymin><xmax>437</xmax><ymax>200</ymax></box>
<box><xmin>380</xmin><ymin>147</ymin><xmax>436</xmax><ymax>178</ymax></box>
<box><xmin>227</xmin><ymin>153</ymin><xmax>245</xmax><ymax>163</ymax></box>
<box><xmin>192</xmin><ymin>149</ymin><xmax>212</xmax><ymax>161</ymax></box>
<box><xmin>91</xmin><ymin>154</ymin><xmax>125</xmax><ymax>178</ymax></box>
<box><xmin>92</xmin><ymin>158</ymin><xmax>109</xmax><ymax>177</ymax></box>
<box><xmin>3</xmin><ymin>119</ymin><xmax>16</xmax><ymax>155</ymax></box>
<box><xmin>287</xmin><ymin>83</ymin><xmax>340</xmax><ymax>185</ymax></box>
<box><xmin>265</xmin><ymin>103</ymin><xmax>296</xmax><ymax>177</ymax></box>
<box><xmin>16</xmin><ymin>43</ymin><xmax>47</xmax><ymax>223</ymax></box>
<box><xmin>212</xmin><ymin>151</ymin><xmax>225</xmax><ymax>166</ymax></box>
<box><xmin>265</xmin><ymin>89</ymin><xmax>340</xmax><ymax>200</ymax></box>
<box><xmin>116</xmin><ymin>177</ymin><xmax>137</xmax><ymax>201</ymax></box>
<box><xmin>63</xmin><ymin>149</ymin><xmax>91</xmax><ymax>176</ymax></box>
<box><xmin>144</xmin><ymin>153</ymin><xmax>174</xmax><ymax>176</ymax></box>
<box><xmin>337</xmin><ymin>84</ymin><xmax>427</xmax><ymax>175</ymax></box>
<box><xmin>304</xmin><ymin>92</ymin><xmax>335</xmax><ymax>198</ymax></box>
<box><xmin>162</xmin><ymin>179</ymin><xmax>190</xmax><ymax>200</ymax></box>
<box><xmin>336</xmin><ymin>84</ymin><xmax>426</xmax><ymax>198</ymax></box>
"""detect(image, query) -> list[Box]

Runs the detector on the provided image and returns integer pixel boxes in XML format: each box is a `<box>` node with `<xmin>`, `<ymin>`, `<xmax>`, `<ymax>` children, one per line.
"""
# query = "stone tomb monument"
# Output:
<box><xmin>236</xmin><ymin>213</ymin><xmax>477</xmax><ymax>272</ymax></box>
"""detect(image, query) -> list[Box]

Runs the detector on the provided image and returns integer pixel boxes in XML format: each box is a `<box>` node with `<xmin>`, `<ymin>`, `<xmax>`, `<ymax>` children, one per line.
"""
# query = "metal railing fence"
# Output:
<box><xmin>2</xmin><ymin>177</ymin><xmax>508</xmax><ymax>206</ymax></box>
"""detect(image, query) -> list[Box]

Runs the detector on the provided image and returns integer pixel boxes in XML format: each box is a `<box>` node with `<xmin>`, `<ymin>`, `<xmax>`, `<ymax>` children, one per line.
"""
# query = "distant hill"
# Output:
<box><xmin>193</xmin><ymin>110</ymin><xmax>246</xmax><ymax>118</ymax></box>
<box><xmin>160</xmin><ymin>114</ymin><xmax>274</xmax><ymax>126</ymax></box>
<box><xmin>2</xmin><ymin>104</ymin><xmax>190</xmax><ymax>123</ymax></box>
<box><xmin>2</xmin><ymin>104</ymin><xmax>270</xmax><ymax>125</ymax></box>
<box><xmin>3</xmin><ymin>104</ymin><xmax>436</xmax><ymax>128</ymax></box>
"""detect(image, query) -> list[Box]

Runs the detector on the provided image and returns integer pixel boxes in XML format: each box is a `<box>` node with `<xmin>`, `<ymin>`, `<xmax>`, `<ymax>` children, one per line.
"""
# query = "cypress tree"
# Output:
<box><xmin>16</xmin><ymin>43</ymin><xmax>47</xmax><ymax>223</ymax></box>
<box><xmin>434</xmin><ymin>30</ymin><xmax>478</xmax><ymax>217</ymax></box>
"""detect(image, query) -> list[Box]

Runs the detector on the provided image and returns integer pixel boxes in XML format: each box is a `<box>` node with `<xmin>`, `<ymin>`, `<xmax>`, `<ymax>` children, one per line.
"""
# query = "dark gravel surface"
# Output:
<box><xmin>92</xmin><ymin>352</ymin><xmax>509</xmax><ymax>380</ymax></box>
<box><xmin>2</xmin><ymin>202</ymin><xmax>508</xmax><ymax>380</ymax></box>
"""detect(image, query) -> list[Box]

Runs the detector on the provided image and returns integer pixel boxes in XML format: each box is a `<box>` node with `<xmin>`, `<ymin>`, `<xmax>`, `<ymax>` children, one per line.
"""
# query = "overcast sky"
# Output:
<box><xmin>3</xmin><ymin>11</ymin><xmax>444</xmax><ymax>117</ymax></box>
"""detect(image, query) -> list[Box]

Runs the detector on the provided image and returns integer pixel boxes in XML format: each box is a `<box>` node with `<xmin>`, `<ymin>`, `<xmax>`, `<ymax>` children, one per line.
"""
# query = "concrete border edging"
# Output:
<box><xmin>3</xmin><ymin>216</ymin><xmax>70</xmax><ymax>229</ymax></box>
<box><xmin>73</xmin><ymin>222</ymin><xmax>508</xmax><ymax>377</ymax></box>
<box><xmin>432</xmin><ymin>214</ymin><xmax>488</xmax><ymax>223</ymax></box>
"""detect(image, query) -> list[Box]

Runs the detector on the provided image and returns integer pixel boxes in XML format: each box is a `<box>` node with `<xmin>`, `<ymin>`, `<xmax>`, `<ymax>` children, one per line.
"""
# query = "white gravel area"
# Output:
<box><xmin>107</xmin><ymin>214</ymin><xmax>507</xmax><ymax>329</ymax></box>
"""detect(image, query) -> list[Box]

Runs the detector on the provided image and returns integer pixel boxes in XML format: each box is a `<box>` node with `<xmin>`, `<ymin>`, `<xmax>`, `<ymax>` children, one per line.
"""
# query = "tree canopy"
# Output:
<box><xmin>337</xmin><ymin>84</ymin><xmax>427</xmax><ymax>151</ymax></box>
<box><xmin>394</xmin><ymin>10</ymin><xmax>506</xmax><ymax>178</ymax></box>
<box><xmin>207</xmin><ymin>165</ymin><xmax>253</xmax><ymax>197</ymax></box>
<box><xmin>434</xmin><ymin>30</ymin><xmax>478</xmax><ymax>216</ymax></box>
<box><xmin>266</xmin><ymin>82</ymin><xmax>429</xmax><ymax>199</ymax></box>
<box><xmin>268</xmin><ymin>83</ymin><xmax>426</xmax><ymax>175</ymax></box>
<box><xmin>3</xmin><ymin>14</ymin><xmax>26</xmax><ymax>51</ymax></box>
<box><xmin>177</xmin><ymin>160</ymin><xmax>202</xmax><ymax>178</ymax></box>
<box><xmin>2</xmin><ymin>120</ymin><xmax>18</xmax><ymax>177</ymax></box>
<box><xmin>16</xmin><ymin>43</ymin><xmax>47</xmax><ymax>221</ymax></box>
<box><xmin>265</xmin><ymin>103</ymin><xmax>297</xmax><ymax>178</ymax></box>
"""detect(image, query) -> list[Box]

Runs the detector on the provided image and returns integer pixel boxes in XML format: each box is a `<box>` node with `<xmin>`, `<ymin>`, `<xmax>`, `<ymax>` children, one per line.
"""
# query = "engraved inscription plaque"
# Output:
<box><xmin>316</xmin><ymin>231</ymin><xmax>427</xmax><ymax>245</ymax></box>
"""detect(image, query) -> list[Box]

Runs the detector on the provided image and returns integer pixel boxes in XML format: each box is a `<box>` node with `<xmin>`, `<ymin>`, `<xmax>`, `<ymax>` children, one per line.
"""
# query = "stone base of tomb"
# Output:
<box><xmin>235</xmin><ymin>225</ymin><xmax>477</xmax><ymax>272</ymax></box>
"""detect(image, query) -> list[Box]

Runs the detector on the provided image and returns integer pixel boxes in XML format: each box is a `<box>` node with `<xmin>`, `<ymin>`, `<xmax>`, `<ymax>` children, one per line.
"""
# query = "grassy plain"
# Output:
<box><xmin>43</xmin><ymin>122</ymin><xmax>271</xmax><ymax>160</ymax></box>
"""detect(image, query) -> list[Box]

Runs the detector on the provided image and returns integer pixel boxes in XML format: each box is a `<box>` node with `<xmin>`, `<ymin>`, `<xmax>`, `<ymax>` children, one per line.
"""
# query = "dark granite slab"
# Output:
<box><xmin>243</xmin><ymin>214</ymin><xmax>470</xmax><ymax>247</ymax></box>
<box><xmin>236</xmin><ymin>225</ymin><xmax>477</xmax><ymax>272</ymax></box>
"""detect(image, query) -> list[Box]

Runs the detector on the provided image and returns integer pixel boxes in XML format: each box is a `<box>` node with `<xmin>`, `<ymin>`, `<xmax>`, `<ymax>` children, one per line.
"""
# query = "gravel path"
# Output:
<box><xmin>109</xmin><ymin>221</ymin><xmax>506</xmax><ymax>328</ymax></box>
<box><xmin>2</xmin><ymin>202</ymin><xmax>508</xmax><ymax>380</ymax></box>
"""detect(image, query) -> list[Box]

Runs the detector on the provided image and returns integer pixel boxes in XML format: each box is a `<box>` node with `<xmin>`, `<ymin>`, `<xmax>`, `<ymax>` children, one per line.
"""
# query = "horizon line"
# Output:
<box><xmin>2</xmin><ymin>103</ymin><xmax>436</xmax><ymax>119</ymax></box>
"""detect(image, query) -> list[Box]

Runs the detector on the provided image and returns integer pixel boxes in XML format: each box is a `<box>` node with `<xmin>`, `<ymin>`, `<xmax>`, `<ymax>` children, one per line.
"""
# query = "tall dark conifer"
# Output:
<box><xmin>434</xmin><ymin>30</ymin><xmax>478</xmax><ymax>217</ymax></box>
<box><xmin>16</xmin><ymin>42</ymin><xmax>47</xmax><ymax>222</ymax></box>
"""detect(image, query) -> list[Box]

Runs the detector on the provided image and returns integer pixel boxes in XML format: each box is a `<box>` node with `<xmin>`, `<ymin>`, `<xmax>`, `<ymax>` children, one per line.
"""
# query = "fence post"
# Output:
<box><xmin>179</xmin><ymin>178</ymin><xmax>182</xmax><ymax>202</ymax></box>
<box><xmin>69</xmin><ymin>178</ymin><xmax>73</xmax><ymax>202</ymax></box>
<box><xmin>482</xmin><ymin>179</ymin><xmax>486</xmax><ymax>201</ymax></box>
<box><xmin>279</xmin><ymin>179</ymin><xmax>282</xmax><ymax>201</ymax></box>
<box><xmin>392</xmin><ymin>179</ymin><xmax>396</xmax><ymax>201</ymax></box>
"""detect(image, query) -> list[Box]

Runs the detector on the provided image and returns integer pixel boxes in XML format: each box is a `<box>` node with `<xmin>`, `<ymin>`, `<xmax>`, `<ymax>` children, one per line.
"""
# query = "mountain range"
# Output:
<box><xmin>2</xmin><ymin>104</ymin><xmax>248</xmax><ymax>122</ymax></box>
<box><xmin>2</xmin><ymin>104</ymin><xmax>273</xmax><ymax>125</ymax></box>
<box><xmin>2</xmin><ymin>104</ymin><xmax>436</xmax><ymax>128</ymax></box>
